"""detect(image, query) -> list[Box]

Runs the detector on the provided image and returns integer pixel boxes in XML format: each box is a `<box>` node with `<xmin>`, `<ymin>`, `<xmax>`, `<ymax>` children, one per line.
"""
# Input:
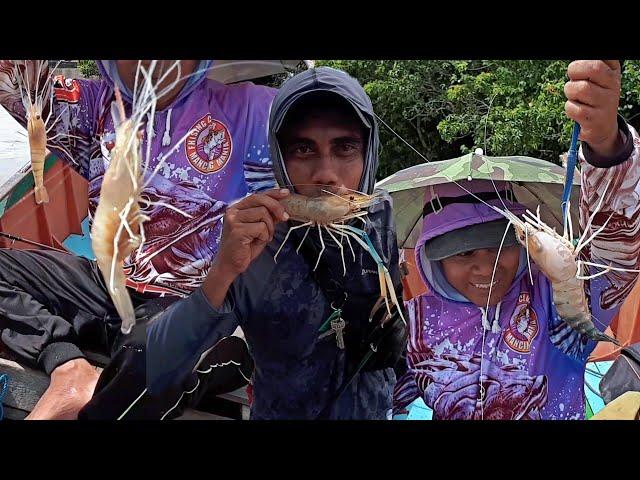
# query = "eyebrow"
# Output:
<box><xmin>284</xmin><ymin>137</ymin><xmax>315</xmax><ymax>145</ymax></box>
<box><xmin>285</xmin><ymin>135</ymin><xmax>363</xmax><ymax>144</ymax></box>
<box><xmin>331</xmin><ymin>136</ymin><xmax>363</xmax><ymax>144</ymax></box>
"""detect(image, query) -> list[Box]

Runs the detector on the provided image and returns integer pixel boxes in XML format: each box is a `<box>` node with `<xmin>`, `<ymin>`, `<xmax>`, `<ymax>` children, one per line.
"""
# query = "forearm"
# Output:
<box><xmin>146</xmin><ymin>287</ymin><xmax>239</xmax><ymax>395</ymax></box>
<box><xmin>201</xmin><ymin>261</ymin><xmax>238</xmax><ymax>309</ymax></box>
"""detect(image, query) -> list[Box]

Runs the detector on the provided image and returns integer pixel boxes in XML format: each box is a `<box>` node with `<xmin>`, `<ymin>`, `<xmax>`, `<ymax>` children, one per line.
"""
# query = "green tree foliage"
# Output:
<box><xmin>77</xmin><ymin>60</ymin><xmax>99</xmax><ymax>79</ymax></box>
<box><xmin>317</xmin><ymin>60</ymin><xmax>640</xmax><ymax>179</ymax></box>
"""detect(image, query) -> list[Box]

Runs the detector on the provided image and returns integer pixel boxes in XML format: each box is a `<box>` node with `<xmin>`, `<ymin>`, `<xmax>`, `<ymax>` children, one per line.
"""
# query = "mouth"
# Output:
<box><xmin>298</xmin><ymin>184</ymin><xmax>343</xmax><ymax>197</ymax></box>
<box><xmin>471</xmin><ymin>280</ymin><xmax>498</xmax><ymax>290</ymax></box>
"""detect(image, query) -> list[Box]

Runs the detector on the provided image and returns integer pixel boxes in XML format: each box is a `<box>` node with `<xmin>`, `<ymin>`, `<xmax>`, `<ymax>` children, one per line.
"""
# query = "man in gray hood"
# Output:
<box><xmin>145</xmin><ymin>67</ymin><xmax>406</xmax><ymax>419</ymax></box>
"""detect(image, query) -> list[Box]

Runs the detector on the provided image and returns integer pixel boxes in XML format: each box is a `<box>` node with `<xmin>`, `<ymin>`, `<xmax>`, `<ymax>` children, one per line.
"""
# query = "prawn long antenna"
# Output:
<box><xmin>477</xmin><ymin>91</ymin><xmax>514</xmax><ymax>220</ymax></box>
<box><xmin>13</xmin><ymin>62</ymin><xmax>34</xmax><ymax>112</ymax></box>
<box><xmin>574</xmin><ymin>178</ymin><xmax>613</xmax><ymax>254</ymax></box>
<box><xmin>320</xmin><ymin>188</ymin><xmax>361</xmax><ymax>208</ymax></box>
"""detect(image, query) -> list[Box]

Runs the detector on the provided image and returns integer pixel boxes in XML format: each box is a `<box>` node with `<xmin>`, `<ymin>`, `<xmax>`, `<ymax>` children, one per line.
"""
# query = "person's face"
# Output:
<box><xmin>440</xmin><ymin>245</ymin><xmax>521</xmax><ymax>307</ymax></box>
<box><xmin>279</xmin><ymin>109</ymin><xmax>365</xmax><ymax>197</ymax></box>
<box><xmin>115</xmin><ymin>60</ymin><xmax>198</xmax><ymax>110</ymax></box>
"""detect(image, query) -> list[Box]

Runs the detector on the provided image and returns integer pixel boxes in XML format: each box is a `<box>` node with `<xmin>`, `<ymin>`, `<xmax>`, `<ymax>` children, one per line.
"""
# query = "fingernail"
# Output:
<box><xmin>280</xmin><ymin>188</ymin><xmax>289</xmax><ymax>195</ymax></box>
<box><xmin>283</xmin><ymin>212</ymin><xmax>290</xmax><ymax>221</ymax></box>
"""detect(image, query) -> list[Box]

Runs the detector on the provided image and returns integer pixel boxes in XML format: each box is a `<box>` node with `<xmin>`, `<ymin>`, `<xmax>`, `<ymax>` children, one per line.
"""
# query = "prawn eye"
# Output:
<box><xmin>35</xmin><ymin>114</ymin><xmax>41</xmax><ymax>120</ymax></box>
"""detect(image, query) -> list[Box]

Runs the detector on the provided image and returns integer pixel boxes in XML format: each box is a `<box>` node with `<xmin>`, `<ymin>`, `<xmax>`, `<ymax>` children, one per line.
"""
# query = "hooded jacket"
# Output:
<box><xmin>146</xmin><ymin>67</ymin><xmax>403</xmax><ymax>419</ymax></box>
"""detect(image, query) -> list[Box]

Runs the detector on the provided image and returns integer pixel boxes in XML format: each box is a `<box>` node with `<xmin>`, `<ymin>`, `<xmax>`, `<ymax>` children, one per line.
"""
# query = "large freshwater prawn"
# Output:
<box><xmin>9</xmin><ymin>60</ymin><xmax>78</xmax><ymax>204</ymax></box>
<box><xmin>274</xmin><ymin>185</ymin><xmax>406</xmax><ymax>324</ymax></box>
<box><xmin>496</xmin><ymin>187</ymin><xmax>640</xmax><ymax>345</ymax></box>
<box><xmin>91</xmin><ymin>61</ymin><xmax>195</xmax><ymax>334</ymax></box>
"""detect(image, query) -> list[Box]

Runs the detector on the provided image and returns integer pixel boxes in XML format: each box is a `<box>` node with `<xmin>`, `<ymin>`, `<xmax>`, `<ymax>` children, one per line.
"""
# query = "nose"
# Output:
<box><xmin>471</xmin><ymin>249</ymin><xmax>499</xmax><ymax>278</ymax></box>
<box><xmin>309</xmin><ymin>149</ymin><xmax>340</xmax><ymax>187</ymax></box>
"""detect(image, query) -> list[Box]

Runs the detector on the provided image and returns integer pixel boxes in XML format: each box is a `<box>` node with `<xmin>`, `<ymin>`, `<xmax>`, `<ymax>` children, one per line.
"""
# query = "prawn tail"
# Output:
<box><xmin>98</xmin><ymin>252</ymin><xmax>136</xmax><ymax>335</ymax></box>
<box><xmin>109</xmin><ymin>267</ymin><xmax>136</xmax><ymax>335</ymax></box>
<box><xmin>584</xmin><ymin>325</ymin><xmax>620</xmax><ymax>345</ymax></box>
<box><xmin>34</xmin><ymin>185</ymin><xmax>49</xmax><ymax>204</ymax></box>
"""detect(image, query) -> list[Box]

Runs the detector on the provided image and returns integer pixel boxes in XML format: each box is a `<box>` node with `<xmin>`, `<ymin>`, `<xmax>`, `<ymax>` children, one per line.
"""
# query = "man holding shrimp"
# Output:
<box><xmin>139</xmin><ymin>67</ymin><xmax>408</xmax><ymax>420</ymax></box>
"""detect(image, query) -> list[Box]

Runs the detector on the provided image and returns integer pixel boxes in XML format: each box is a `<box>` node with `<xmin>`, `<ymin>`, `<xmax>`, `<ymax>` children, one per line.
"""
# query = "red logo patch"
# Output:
<box><xmin>184</xmin><ymin>114</ymin><xmax>233</xmax><ymax>174</ymax></box>
<box><xmin>53</xmin><ymin>75</ymin><xmax>81</xmax><ymax>104</ymax></box>
<box><xmin>504</xmin><ymin>292</ymin><xmax>539</xmax><ymax>354</ymax></box>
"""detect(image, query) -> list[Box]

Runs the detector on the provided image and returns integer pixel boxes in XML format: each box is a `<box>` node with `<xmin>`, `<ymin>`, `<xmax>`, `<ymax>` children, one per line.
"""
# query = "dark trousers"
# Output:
<box><xmin>79</xmin><ymin>321</ymin><xmax>254</xmax><ymax>420</ymax></box>
<box><xmin>0</xmin><ymin>248</ymin><xmax>252</xmax><ymax>419</ymax></box>
<box><xmin>0</xmin><ymin>249</ymin><xmax>175</xmax><ymax>375</ymax></box>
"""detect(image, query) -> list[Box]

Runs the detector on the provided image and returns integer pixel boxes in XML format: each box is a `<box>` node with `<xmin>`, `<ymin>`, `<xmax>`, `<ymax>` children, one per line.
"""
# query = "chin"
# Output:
<box><xmin>469</xmin><ymin>293</ymin><xmax>505</xmax><ymax>308</ymax></box>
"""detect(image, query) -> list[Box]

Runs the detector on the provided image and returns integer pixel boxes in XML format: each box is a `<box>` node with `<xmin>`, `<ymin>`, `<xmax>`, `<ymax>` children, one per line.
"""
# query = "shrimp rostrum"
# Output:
<box><xmin>274</xmin><ymin>188</ymin><xmax>406</xmax><ymax>324</ymax></box>
<box><xmin>91</xmin><ymin>61</ymin><xmax>193</xmax><ymax>334</ymax></box>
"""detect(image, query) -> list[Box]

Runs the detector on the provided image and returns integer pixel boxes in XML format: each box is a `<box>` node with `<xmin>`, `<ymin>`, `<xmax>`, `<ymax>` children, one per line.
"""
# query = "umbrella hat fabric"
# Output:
<box><xmin>376</xmin><ymin>152</ymin><xmax>581</xmax><ymax>248</ymax></box>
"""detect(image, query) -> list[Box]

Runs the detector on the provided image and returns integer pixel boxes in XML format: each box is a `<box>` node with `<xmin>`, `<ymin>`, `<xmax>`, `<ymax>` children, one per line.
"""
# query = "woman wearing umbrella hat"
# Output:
<box><xmin>391</xmin><ymin>60</ymin><xmax>640</xmax><ymax>420</ymax></box>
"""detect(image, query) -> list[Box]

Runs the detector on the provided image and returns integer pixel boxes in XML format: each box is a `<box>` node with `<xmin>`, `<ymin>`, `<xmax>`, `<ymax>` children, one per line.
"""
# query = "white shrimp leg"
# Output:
<box><xmin>335</xmin><ymin>223</ymin><xmax>356</xmax><ymax>261</ymax></box>
<box><xmin>274</xmin><ymin>221</ymin><xmax>312</xmax><ymax>263</ymax></box>
<box><xmin>525</xmin><ymin>226</ymin><xmax>534</xmax><ymax>285</ymax></box>
<box><xmin>523</xmin><ymin>210</ymin><xmax>563</xmax><ymax>238</ymax></box>
<box><xmin>139</xmin><ymin>125</ymin><xmax>198</xmax><ymax>191</ymax></box>
<box><xmin>576</xmin><ymin>268</ymin><xmax>612</xmax><ymax>281</ymax></box>
<box><xmin>576</xmin><ymin>260</ymin><xmax>640</xmax><ymax>281</ymax></box>
<box><xmin>575</xmin><ymin>178</ymin><xmax>612</xmax><ymax>253</ymax></box>
<box><xmin>117</xmin><ymin>197</ymin><xmax>143</xmax><ymax>248</ymax></box>
<box><xmin>313</xmin><ymin>224</ymin><xmax>326</xmax><ymax>271</ymax></box>
<box><xmin>485</xmin><ymin>220</ymin><xmax>512</xmax><ymax>333</ymax></box>
<box><xmin>343</xmin><ymin>228</ymin><xmax>356</xmax><ymax>261</ymax></box>
<box><xmin>43</xmin><ymin>91</ymin><xmax>55</xmax><ymax>127</ymax></box>
<box><xmin>580</xmin><ymin>260</ymin><xmax>640</xmax><ymax>274</ymax></box>
<box><xmin>575</xmin><ymin>211</ymin><xmax>615</xmax><ymax>256</ymax></box>
<box><xmin>45</xmin><ymin>142</ymin><xmax>78</xmax><ymax>165</ymax></box>
<box><xmin>136</xmin><ymin>217</ymin><xmax>148</xmax><ymax>259</ymax></box>
<box><xmin>323</xmin><ymin>225</ymin><xmax>347</xmax><ymax>275</ymax></box>
<box><xmin>44</xmin><ymin>105</ymin><xmax>70</xmax><ymax>134</ymax></box>
<box><xmin>47</xmin><ymin>132</ymin><xmax>83</xmax><ymax>142</ymax></box>
<box><xmin>109</xmin><ymin>207</ymin><xmax>130</xmax><ymax>294</ymax></box>
<box><xmin>337</xmin><ymin>226</ymin><xmax>391</xmax><ymax>315</ymax></box>
<box><xmin>565</xmin><ymin>199</ymin><xmax>574</xmax><ymax>242</ymax></box>
<box><xmin>339</xmin><ymin>211</ymin><xmax>369</xmax><ymax>223</ymax></box>
<box><xmin>295</xmin><ymin>225</ymin><xmax>311</xmax><ymax>254</ymax></box>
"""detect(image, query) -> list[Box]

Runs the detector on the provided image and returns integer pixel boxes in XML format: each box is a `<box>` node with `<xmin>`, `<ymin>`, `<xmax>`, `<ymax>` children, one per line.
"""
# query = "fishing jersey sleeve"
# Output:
<box><xmin>549</xmin><ymin>120</ymin><xmax>640</xmax><ymax>360</ymax></box>
<box><xmin>392</xmin><ymin>354</ymin><xmax>422</xmax><ymax>416</ymax></box>
<box><xmin>0</xmin><ymin>60</ymin><xmax>105</xmax><ymax>180</ymax></box>
<box><xmin>241</xmin><ymin>84</ymin><xmax>277</xmax><ymax>193</ymax></box>
<box><xmin>145</xmin><ymin>286</ymin><xmax>242</xmax><ymax>396</ymax></box>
